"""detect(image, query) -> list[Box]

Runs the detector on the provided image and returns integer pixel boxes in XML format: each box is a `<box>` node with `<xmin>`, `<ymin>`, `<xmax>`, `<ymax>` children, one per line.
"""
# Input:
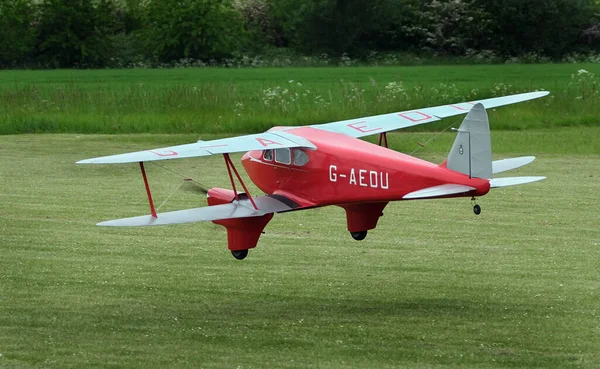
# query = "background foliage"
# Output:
<box><xmin>1</xmin><ymin>0</ymin><xmax>600</xmax><ymax>68</ymax></box>
<box><xmin>1</xmin><ymin>64</ymin><xmax>599</xmax><ymax>134</ymax></box>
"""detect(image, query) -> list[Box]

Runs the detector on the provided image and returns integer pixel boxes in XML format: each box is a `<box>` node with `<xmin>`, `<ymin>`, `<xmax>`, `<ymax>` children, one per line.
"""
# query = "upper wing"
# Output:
<box><xmin>312</xmin><ymin>91</ymin><xmax>549</xmax><ymax>138</ymax></box>
<box><xmin>77</xmin><ymin>131</ymin><xmax>316</xmax><ymax>164</ymax></box>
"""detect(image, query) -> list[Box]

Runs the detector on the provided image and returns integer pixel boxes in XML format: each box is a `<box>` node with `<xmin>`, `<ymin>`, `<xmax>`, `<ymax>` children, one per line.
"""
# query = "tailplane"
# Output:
<box><xmin>489</xmin><ymin>176</ymin><xmax>545</xmax><ymax>188</ymax></box>
<box><xmin>444</xmin><ymin>104</ymin><xmax>545</xmax><ymax>190</ymax></box>
<box><xmin>492</xmin><ymin>156</ymin><xmax>535</xmax><ymax>174</ymax></box>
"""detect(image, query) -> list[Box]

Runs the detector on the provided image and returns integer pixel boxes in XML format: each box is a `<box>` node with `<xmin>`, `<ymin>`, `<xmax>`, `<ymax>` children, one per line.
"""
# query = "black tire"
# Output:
<box><xmin>231</xmin><ymin>249</ymin><xmax>249</xmax><ymax>260</ymax></box>
<box><xmin>473</xmin><ymin>204</ymin><xmax>481</xmax><ymax>215</ymax></box>
<box><xmin>350</xmin><ymin>231</ymin><xmax>368</xmax><ymax>241</ymax></box>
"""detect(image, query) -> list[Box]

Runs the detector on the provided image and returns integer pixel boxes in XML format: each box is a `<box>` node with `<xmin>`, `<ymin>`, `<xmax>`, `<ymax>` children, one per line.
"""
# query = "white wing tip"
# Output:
<box><xmin>519</xmin><ymin>91</ymin><xmax>549</xmax><ymax>98</ymax></box>
<box><xmin>77</xmin><ymin>158</ymin><xmax>100</xmax><ymax>164</ymax></box>
<box><xmin>97</xmin><ymin>215</ymin><xmax>158</xmax><ymax>227</ymax></box>
<box><xmin>77</xmin><ymin>156</ymin><xmax>143</xmax><ymax>164</ymax></box>
<box><xmin>77</xmin><ymin>159</ymin><xmax>120</xmax><ymax>164</ymax></box>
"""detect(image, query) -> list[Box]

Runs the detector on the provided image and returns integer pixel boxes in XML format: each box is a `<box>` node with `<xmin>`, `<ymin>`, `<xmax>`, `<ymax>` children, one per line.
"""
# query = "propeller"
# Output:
<box><xmin>181</xmin><ymin>178</ymin><xmax>210</xmax><ymax>194</ymax></box>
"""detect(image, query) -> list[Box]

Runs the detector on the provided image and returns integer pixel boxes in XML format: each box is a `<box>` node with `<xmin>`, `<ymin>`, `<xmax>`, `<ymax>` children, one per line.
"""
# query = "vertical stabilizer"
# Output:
<box><xmin>447</xmin><ymin>103</ymin><xmax>492</xmax><ymax>179</ymax></box>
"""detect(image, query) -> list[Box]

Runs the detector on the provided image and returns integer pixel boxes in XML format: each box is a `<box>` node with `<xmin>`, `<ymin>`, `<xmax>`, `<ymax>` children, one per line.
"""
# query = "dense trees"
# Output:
<box><xmin>144</xmin><ymin>0</ymin><xmax>244</xmax><ymax>62</ymax></box>
<box><xmin>0</xmin><ymin>0</ymin><xmax>599</xmax><ymax>68</ymax></box>
<box><xmin>474</xmin><ymin>0</ymin><xmax>598</xmax><ymax>57</ymax></box>
<box><xmin>35</xmin><ymin>0</ymin><xmax>118</xmax><ymax>68</ymax></box>
<box><xmin>0</xmin><ymin>0</ymin><xmax>36</xmax><ymax>67</ymax></box>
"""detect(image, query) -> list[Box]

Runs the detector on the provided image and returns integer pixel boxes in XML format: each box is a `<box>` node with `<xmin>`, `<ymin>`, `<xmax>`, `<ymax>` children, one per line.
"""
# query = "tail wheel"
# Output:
<box><xmin>231</xmin><ymin>249</ymin><xmax>249</xmax><ymax>260</ymax></box>
<box><xmin>350</xmin><ymin>231</ymin><xmax>368</xmax><ymax>241</ymax></box>
<box><xmin>471</xmin><ymin>197</ymin><xmax>481</xmax><ymax>215</ymax></box>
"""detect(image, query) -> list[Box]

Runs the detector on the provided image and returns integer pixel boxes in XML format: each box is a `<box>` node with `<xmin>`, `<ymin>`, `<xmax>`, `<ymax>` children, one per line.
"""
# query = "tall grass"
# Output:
<box><xmin>1</xmin><ymin>64</ymin><xmax>599</xmax><ymax>134</ymax></box>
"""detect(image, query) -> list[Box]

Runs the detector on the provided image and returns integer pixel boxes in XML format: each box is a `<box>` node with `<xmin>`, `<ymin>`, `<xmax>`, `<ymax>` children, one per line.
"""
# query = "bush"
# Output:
<box><xmin>142</xmin><ymin>0</ymin><xmax>245</xmax><ymax>62</ymax></box>
<box><xmin>407</xmin><ymin>0</ymin><xmax>494</xmax><ymax>56</ymax></box>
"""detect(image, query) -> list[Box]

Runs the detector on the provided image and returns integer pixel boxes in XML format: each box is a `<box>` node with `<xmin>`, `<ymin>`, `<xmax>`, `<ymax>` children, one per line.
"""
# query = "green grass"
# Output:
<box><xmin>1</xmin><ymin>130</ymin><xmax>599</xmax><ymax>368</ymax></box>
<box><xmin>1</xmin><ymin>64</ymin><xmax>600</xmax><ymax>135</ymax></box>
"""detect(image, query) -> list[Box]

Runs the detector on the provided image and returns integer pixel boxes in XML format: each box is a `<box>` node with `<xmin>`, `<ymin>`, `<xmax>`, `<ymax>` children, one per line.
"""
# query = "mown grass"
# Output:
<box><xmin>1</xmin><ymin>64</ymin><xmax>600</xmax><ymax>135</ymax></box>
<box><xmin>1</xmin><ymin>130</ymin><xmax>599</xmax><ymax>368</ymax></box>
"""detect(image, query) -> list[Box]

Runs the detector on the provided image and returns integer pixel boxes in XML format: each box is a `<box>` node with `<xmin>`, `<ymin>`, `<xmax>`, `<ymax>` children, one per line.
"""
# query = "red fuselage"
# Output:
<box><xmin>242</xmin><ymin>127</ymin><xmax>490</xmax><ymax>207</ymax></box>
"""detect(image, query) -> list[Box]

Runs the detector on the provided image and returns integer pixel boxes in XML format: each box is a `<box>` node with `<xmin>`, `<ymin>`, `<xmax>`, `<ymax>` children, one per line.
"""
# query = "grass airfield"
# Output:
<box><xmin>1</xmin><ymin>130</ymin><xmax>599</xmax><ymax>368</ymax></box>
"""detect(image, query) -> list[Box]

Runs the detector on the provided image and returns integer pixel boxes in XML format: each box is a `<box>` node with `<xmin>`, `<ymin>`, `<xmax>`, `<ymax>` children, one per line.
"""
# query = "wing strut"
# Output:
<box><xmin>223</xmin><ymin>154</ymin><xmax>258</xmax><ymax>210</ymax></box>
<box><xmin>139</xmin><ymin>162</ymin><xmax>158</xmax><ymax>218</ymax></box>
<box><xmin>378</xmin><ymin>132</ymin><xmax>388</xmax><ymax>148</ymax></box>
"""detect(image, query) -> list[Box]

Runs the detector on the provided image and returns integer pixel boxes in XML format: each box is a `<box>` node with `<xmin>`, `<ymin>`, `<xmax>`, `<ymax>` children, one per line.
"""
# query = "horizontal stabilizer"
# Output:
<box><xmin>489</xmin><ymin>176</ymin><xmax>546</xmax><ymax>188</ymax></box>
<box><xmin>98</xmin><ymin>196</ymin><xmax>292</xmax><ymax>227</ymax></box>
<box><xmin>492</xmin><ymin>156</ymin><xmax>535</xmax><ymax>174</ymax></box>
<box><xmin>403</xmin><ymin>184</ymin><xmax>476</xmax><ymax>199</ymax></box>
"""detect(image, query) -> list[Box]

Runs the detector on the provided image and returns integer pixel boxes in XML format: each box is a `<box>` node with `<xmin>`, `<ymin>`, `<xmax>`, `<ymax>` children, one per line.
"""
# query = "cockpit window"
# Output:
<box><xmin>263</xmin><ymin>149</ymin><xmax>273</xmax><ymax>161</ymax></box>
<box><xmin>274</xmin><ymin>148</ymin><xmax>291</xmax><ymax>164</ymax></box>
<box><xmin>293</xmin><ymin>149</ymin><xmax>309</xmax><ymax>166</ymax></box>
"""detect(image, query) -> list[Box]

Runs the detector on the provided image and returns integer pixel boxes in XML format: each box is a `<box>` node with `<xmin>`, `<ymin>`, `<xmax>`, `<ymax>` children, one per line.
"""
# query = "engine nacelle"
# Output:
<box><xmin>207</xmin><ymin>188</ymin><xmax>273</xmax><ymax>251</ymax></box>
<box><xmin>340</xmin><ymin>202</ymin><xmax>388</xmax><ymax>233</ymax></box>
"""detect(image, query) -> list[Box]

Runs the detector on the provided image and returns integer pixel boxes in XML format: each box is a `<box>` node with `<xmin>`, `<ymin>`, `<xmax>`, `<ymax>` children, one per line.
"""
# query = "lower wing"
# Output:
<box><xmin>403</xmin><ymin>184</ymin><xmax>476</xmax><ymax>199</ymax></box>
<box><xmin>97</xmin><ymin>195</ymin><xmax>293</xmax><ymax>227</ymax></box>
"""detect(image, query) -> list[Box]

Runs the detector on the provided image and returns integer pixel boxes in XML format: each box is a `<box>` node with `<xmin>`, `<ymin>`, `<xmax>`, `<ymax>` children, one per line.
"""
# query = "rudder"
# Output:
<box><xmin>447</xmin><ymin>103</ymin><xmax>492</xmax><ymax>179</ymax></box>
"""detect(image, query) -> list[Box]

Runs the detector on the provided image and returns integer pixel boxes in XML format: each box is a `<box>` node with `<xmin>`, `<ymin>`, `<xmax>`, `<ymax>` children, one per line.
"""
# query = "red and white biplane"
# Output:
<box><xmin>78</xmin><ymin>91</ymin><xmax>548</xmax><ymax>260</ymax></box>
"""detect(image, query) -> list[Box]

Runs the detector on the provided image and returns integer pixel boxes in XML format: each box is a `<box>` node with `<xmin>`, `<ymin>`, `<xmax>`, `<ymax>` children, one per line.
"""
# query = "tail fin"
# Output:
<box><xmin>446</xmin><ymin>103</ymin><xmax>492</xmax><ymax>179</ymax></box>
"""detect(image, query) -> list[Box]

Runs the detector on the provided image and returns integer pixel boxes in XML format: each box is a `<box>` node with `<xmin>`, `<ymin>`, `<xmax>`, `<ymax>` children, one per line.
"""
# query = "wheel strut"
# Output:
<box><xmin>471</xmin><ymin>197</ymin><xmax>481</xmax><ymax>215</ymax></box>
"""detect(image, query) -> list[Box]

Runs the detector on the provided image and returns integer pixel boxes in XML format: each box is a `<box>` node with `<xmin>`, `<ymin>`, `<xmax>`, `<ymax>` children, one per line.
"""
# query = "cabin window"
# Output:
<box><xmin>293</xmin><ymin>149</ymin><xmax>309</xmax><ymax>166</ymax></box>
<box><xmin>274</xmin><ymin>148</ymin><xmax>291</xmax><ymax>164</ymax></box>
<box><xmin>263</xmin><ymin>149</ymin><xmax>273</xmax><ymax>161</ymax></box>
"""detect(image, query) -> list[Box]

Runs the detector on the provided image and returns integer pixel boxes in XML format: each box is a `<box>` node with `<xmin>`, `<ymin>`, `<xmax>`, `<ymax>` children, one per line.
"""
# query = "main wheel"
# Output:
<box><xmin>473</xmin><ymin>204</ymin><xmax>481</xmax><ymax>215</ymax></box>
<box><xmin>231</xmin><ymin>249</ymin><xmax>248</xmax><ymax>260</ymax></box>
<box><xmin>350</xmin><ymin>231</ymin><xmax>368</xmax><ymax>241</ymax></box>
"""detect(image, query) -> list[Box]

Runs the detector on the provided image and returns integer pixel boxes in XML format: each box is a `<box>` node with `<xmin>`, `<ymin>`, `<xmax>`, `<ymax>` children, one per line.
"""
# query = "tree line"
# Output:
<box><xmin>1</xmin><ymin>0</ymin><xmax>599</xmax><ymax>69</ymax></box>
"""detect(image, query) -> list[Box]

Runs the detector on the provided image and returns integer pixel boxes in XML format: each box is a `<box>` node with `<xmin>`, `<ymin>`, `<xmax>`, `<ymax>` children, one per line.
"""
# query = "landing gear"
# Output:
<box><xmin>350</xmin><ymin>231</ymin><xmax>368</xmax><ymax>241</ymax></box>
<box><xmin>471</xmin><ymin>197</ymin><xmax>481</xmax><ymax>215</ymax></box>
<box><xmin>231</xmin><ymin>249</ymin><xmax>248</xmax><ymax>260</ymax></box>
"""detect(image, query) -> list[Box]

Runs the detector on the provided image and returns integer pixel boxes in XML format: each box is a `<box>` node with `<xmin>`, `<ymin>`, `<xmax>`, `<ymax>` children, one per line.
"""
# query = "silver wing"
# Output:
<box><xmin>312</xmin><ymin>91</ymin><xmax>549</xmax><ymax>138</ymax></box>
<box><xmin>97</xmin><ymin>195</ymin><xmax>292</xmax><ymax>226</ymax></box>
<box><xmin>77</xmin><ymin>131</ymin><xmax>316</xmax><ymax>164</ymax></box>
